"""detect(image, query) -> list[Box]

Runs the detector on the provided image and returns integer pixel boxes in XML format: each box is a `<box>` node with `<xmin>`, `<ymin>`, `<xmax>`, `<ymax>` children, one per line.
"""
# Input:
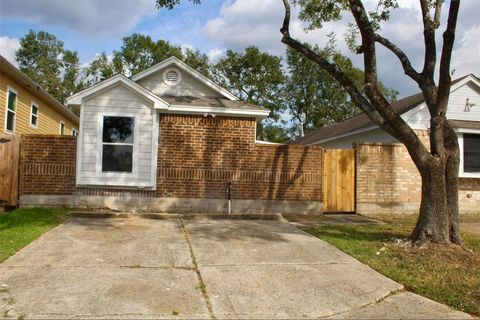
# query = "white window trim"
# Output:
<box><xmin>96</xmin><ymin>112</ymin><xmax>140</xmax><ymax>179</ymax></box>
<box><xmin>4</xmin><ymin>86</ymin><xmax>18</xmax><ymax>134</ymax></box>
<box><xmin>458</xmin><ymin>131</ymin><xmax>480</xmax><ymax>178</ymax></box>
<box><xmin>72</xmin><ymin>128</ymin><xmax>78</xmax><ymax>136</ymax></box>
<box><xmin>59</xmin><ymin>121</ymin><xmax>65</xmax><ymax>135</ymax></box>
<box><xmin>30</xmin><ymin>102</ymin><xmax>39</xmax><ymax>129</ymax></box>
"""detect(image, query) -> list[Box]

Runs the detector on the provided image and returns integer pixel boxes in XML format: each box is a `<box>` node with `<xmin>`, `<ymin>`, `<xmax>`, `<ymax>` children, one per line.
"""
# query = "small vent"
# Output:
<box><xmin>166</xmin><ymin>70</ymin><xmax>179</xmax><ymax>82</ymax></box>
<box><xmin>163</xmin><ymin>68</ymin><xmax>182</xmax><ymax>86</ymax></box>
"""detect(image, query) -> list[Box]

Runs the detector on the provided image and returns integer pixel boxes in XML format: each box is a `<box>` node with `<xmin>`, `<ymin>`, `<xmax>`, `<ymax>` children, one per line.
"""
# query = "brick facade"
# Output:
<box><xmin>20</xmin><ymin>135</ymin><xmax>76</xmax><ymax>195</ymax></box>
<box><xmin>355</xmin><ymin>141</ymin><xmax>480</xmax><ymax>215</ymax></box>
<box><xmin>156</xmin><ymin>115</ymin><xmax>323</xmax><ymax>200</ymax></box>
<box><xmin>19</xmin><ymin>115</ymin><xmax>323</xmax><ymax>206</ymax></box>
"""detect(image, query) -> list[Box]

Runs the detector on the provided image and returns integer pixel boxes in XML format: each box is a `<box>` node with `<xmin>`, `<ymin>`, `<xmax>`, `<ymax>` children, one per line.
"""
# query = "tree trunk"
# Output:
<box><xmin>412</xmin><ymin>159</ymin><xmax>450</xmax><ymax>243</ymax></box>
<box><xmin>410</xmin><ymin>143</ymin><xmax>463</xmax><ymax>245</ymax></box>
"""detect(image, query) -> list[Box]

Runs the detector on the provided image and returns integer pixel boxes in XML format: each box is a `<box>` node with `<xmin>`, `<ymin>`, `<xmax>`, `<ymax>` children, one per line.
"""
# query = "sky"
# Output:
<box><xmin>0</xmin><ymin>0</ymin><xmax>478</xmax><ymax>98</ymax></box>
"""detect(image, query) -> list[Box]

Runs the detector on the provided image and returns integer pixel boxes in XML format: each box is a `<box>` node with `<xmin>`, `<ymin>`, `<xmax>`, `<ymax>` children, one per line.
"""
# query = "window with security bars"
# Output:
<box><xmin>464</xmin><ymin>134</ymin><xmax>480</xmax><ymax>173</ymax></box>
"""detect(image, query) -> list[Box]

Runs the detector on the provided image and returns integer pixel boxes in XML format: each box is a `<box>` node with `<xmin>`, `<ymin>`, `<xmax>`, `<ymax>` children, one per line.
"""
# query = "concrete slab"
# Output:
<box><xmin>0</xmin><ymin>217</ymin><xmax>473</xmax><ymax>319</ymax></box>
<box><xmin>0</xmin><ymin>266</ymin><xmax>209</xmax><ymax>319</ymax></box>
<box><xmin>325</xmin><ymin>291</ymin><xmax>473</xmax><ymax>319</ymax></box>
<box><xmin>2</xmin><ymin>218</ymin><xmax>192</xmax><ymax>268</ymax></box>
<box><xmin>185</xmin><ymin>219</ymin><xmax>358</xmax><ymax>266</ymax></box>
<box><xmin>201</xmin><ymin>264</ymin><xmax>402</xmax><ymax>319</ymax></box>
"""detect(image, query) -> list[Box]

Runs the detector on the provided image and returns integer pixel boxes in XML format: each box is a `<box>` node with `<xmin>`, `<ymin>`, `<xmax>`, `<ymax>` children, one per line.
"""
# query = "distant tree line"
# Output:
<box><xmin>15</xmin><ymin>29</ymin><xmax>397</xmax><ymax>142</ymax></box>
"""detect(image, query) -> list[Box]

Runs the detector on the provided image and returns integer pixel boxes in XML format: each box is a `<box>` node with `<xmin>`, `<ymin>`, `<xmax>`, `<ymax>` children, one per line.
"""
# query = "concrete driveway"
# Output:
<box><xmin>0</xmin><ymin>217</ymin><xmax>471</xmax><ymax>319</ymax></box>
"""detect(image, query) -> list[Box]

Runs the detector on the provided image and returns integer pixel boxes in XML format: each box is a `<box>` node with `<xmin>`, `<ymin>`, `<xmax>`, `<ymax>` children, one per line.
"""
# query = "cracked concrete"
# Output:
<box><xmin>0</xmin><ymin>217</ymin><xmax>473</xmax><ymax>319</ymax></box>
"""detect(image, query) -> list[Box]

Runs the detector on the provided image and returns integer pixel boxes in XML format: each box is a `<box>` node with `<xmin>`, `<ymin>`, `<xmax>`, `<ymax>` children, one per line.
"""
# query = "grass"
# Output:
<box><xmin>302</xmin><ymin>214</ymin><xmax>480</xmax><ymax>317</ymax></box>
<box><xmin>0</xmin><ymin>207</ymin><xmax>70</xmax><ymax>262</ymax></box>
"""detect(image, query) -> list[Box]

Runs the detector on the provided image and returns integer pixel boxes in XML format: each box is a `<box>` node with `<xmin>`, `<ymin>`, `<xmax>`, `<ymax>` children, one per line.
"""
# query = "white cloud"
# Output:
<box><xmin>201</xmin><ymin>0</ymin><xmax>478</xmax><ymax>96</ymax></box>
<box><xmin>451</xmin><ymin>26</ymin><xmax>480</xmax><ymax>77</ymax></box>
<box><xmin>0</xmin><ymin>0</ymin><xmax>157</xmax><ymax>36</ymax></box>
<box><xmin>207</xmin><ymin>48</ymin><xmax>225</xmax><ymax>61</ymax></box>
<box><xmin>0</xmin><ymin>36</ymin><xmax>20</xmax><ymax>65</ymax></box>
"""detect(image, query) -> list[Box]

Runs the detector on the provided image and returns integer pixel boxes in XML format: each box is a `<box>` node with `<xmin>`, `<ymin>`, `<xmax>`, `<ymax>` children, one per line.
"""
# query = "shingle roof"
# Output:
<box><xmin>161</xmin><ymin>95</ymin><xmax>269</xmax><ymax>112</ymax></box>
<box><xmin>292</xmin><ymin>75</ymin><xmax>473</xmax><ymax>145</ymax></box>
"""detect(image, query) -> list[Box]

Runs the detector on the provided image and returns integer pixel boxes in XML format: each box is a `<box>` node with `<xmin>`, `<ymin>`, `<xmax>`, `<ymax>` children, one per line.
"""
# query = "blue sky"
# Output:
<box><xmin>0</xmin><ymin>0</ymin><xmax>479</xmax><ymax>97</ymax></box>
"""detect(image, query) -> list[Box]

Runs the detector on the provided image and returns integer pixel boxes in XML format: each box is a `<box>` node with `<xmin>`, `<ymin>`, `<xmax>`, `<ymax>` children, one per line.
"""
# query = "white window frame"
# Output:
<box><xmin>4</xmin><ymin>87</ymin><xmax>18</xmax><ymax>134</ymax></box>
<box><xmin>72</xmin><ymin>128</ymin><xmax>78</xmax><ymax>136</ymax></box>
<box><xmin>97</xmin><ymin>112</ymin><xmax>139</xmax><ymax>179</ymax></box>
<box><xmin>457</xmin><ymin>130</ymin><xmax>480</xmax><ymax>178</ymax></box>
<box><xmin>30</xmin><ymin>102</ymin><xmax>39</xmax><ymax>128</ymax></box>
<box><xmin>59</xmin><ymin>121</ymin><xmax>65</xmax><ymax>135</ymax></box>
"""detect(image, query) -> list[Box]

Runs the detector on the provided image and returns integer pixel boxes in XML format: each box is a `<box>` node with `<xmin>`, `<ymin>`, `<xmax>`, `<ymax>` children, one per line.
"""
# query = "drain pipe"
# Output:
<box><xmin>226</xmin><ymin>180</ymin><xmax>232</xmax><ymax>214</ymax></box>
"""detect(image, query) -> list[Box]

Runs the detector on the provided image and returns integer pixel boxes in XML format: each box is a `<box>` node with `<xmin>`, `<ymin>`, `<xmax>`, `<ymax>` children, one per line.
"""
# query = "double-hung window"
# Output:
<box><xmin>5</xmin><ymin>88</ymin><xmax>17</xmax><ymax>132</ymax></box>
<box><xmin>102</xmin><ymin>116</ymin><xmax>135</xmax><ymax>173</ymax></box>
<box><xmin>464</xmin><ymin>134</ymin><xmax>480</xmax><ymax>173</ymax></box>
<box><xmin>59</xmin><ymin>121</ymin><xmax>65</xmax><ymax>135</ymax></box>
<box><xmin>30</xmin><ymin>103</ymin><xmax>39</xmax><ymax>128</ymax></box>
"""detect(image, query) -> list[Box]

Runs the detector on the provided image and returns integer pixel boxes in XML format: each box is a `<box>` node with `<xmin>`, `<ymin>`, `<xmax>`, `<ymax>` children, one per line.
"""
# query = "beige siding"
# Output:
<box><xmin>0</xmin><ymin>72</ymin><xmax>78</xmax><ymax>135</ymax></box>
<box><xmin>78</xmin><ymin>84</ymin><xmax>155</xmax><ymax>188</ymax></box>
<box><xmin>137</xmin><ymin>67</ymin><xmax>222</xmax><ymax>98</ymax></box>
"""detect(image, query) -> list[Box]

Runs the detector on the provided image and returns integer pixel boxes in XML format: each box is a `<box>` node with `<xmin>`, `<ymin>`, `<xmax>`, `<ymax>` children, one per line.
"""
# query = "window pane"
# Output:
<box><xmin>6</xmin><ymin>110</ymin><xmax>15</xmax><ymax>131</ymax></box>
<box><xmin>60</xmin><ymin>122</ymin><xmax>65</xmax><ymax>135</ymax></box>
<box><xmin>7</xmin><ymin>91</ymin><xmax>16</xmax><ymax>111</ymax></box>
<box><xmin>31</xmin><ymin>114</ymin><xmax>38</xmax><ymax>126</ymax></box>
<box><xmin>102</xmin><ymin>145</ymin><xmax>133</xmax><ymax>172</ymax></box>
<box><xmin>464</xmin><ymin>134</ymin><xmax>480</xmax><ymax>173</ymax></box>
<box><xmin>103</xmin><ymin>116</ymin><xmax>134</xmax><ymax>143</ymax></box>
<box><xmin>32</xmin><ymin>105</ymin><xmax>38</xmax><ymax>115</ymax></box>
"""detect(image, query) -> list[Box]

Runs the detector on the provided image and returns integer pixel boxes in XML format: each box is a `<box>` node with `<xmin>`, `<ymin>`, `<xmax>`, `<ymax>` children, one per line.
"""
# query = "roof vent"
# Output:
<box><xmin>163</xmin><ymin>68</ymin><xmax>182</xmax><ymax>86</ymax></box>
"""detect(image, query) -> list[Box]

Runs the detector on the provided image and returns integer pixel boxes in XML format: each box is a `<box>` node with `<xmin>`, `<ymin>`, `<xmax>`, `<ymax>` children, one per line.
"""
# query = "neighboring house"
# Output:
<box><xmin>293</xmin><ymin>74</ymin><xmax>480</xmax><ymax>179</ymax></box>
<box><xmin>0</xmin><ymin>55</ymin><xmax>79</xmax><ymax>136</ymax></box>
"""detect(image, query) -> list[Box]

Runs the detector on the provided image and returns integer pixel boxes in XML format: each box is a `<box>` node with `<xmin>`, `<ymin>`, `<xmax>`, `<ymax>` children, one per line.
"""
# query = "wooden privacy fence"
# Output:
<box><xmin>0</xmin><ymin>133</ymin><xmax>20</xmax><ymax>206</ymax></box>
<box><xmin>322</xmin><ymin>149</ymin><xmax>355</xmax><ymax>212</ymax></box>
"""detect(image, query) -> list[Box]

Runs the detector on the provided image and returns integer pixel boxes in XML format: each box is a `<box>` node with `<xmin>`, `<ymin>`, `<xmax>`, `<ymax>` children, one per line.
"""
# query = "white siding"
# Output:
<box><xmin>401</xmin><ymin>102</ymin><xmax>430</xmax><ymax>130</ymax></box>
<box><xmin>137</xmin><ymin>68</ymin><xmax>222</xmax><ymax>98</ymax></box>
<box><xmin>77</xmin><ymin>83</ymin><xmax>157</xmax><ymax>188</ymax></box>
<box><xmin>446</xmin><ymin>82</ymin><xmax>480</xmax><ymax>121</ymax></box>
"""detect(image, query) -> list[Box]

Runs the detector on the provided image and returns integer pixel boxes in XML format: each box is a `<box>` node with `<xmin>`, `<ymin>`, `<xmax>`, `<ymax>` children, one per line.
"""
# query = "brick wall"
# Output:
<box><xmin>156</xmin><ymin>114</ymin><xmax>323</xmax><ymax>201</ymax></box>
<box><xmin>355</xmin><ymin>141</ymin><xmax>480</xmax><ymax>214</ymax></box>
<box><xmin>19</xmin><ymin>115</ymin><xmax>323</xmax><ymax>202</ymax></box>
<box><xmin>20</xmin><ymin>135</ymin><xmax>76</xmax><ymax>195</ymax></box>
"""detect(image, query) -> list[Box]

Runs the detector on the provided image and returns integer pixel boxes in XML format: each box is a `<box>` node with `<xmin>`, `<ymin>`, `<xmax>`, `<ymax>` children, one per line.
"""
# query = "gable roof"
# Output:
<box><xmin>66</xmin><ymin>74</ymin><xmax>170</xmax><ymax>109</ymax></box>
<box><xmin>292</xmin><ymin>74</ymin><xmax>479</xmax><ymax>145</ymax></box>
<box><xmin>131</xmin><ymin>56</ymin><xmax>239</xmax><ymax>101</ymax></box>
<box><xmin>0</xmin><ymin>55</ymin><xmax>79</xmax><ymax>125</ymax></box>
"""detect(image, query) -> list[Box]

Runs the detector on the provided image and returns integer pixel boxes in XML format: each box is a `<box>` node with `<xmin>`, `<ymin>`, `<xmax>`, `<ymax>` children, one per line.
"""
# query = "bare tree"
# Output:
<box><xmin>158</xmin><ymin>0</ymin><xmax>463</xmax><ymax>245</ymax></box>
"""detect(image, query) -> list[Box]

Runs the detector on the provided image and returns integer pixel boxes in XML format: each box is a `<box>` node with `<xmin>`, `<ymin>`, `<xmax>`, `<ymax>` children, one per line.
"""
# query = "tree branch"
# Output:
<box><xmin>374</xmin><ymin>34</ymin><xmax>422</xmax><ymax>83</ymax></box>
<box><xmin>437</xmin><ymin>0</ymin><xmax>460</xmax><ymax>113</ymax></box>
<box><xmin>419</xmin><ymin>0</ymin><xmax>437</xmax><ymax>79</ymax></box>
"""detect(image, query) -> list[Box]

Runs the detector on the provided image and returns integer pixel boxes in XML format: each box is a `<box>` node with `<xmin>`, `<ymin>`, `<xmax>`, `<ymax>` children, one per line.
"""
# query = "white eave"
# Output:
<box><xmin>163</xmin><ymin>104</ymin><xmax>271</xmax><ymax>119</ymax></box>
<box><xmin>66</xmin><ymin>74</ymin><xmax>170</xmax><ymax>110</ymax></box>
<box><xmin>131</xmin><ymin>56</ymin><xmax>239</xmax><ymax>101</ymax></box>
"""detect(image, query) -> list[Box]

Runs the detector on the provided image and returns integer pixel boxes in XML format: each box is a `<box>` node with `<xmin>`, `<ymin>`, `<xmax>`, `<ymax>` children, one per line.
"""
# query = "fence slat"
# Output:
<box><xmin>322</xmin><ymin>149</ymin><xmax>355</xmax><ymax>212</ymax></box>
<box><xmin>0</xmin><ymin>133</ymin><xmax>20</xmax><ymax>206</ymax></box>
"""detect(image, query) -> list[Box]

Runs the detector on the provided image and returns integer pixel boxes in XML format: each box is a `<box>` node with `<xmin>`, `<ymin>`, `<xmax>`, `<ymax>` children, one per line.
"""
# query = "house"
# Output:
<box><xmin>293</xmin><ymin>74</ymin><xmax>480</xmax><ymax>179</ymax></box>
<box><xmin>1</xmin><ymin>55</ymin><xmax>79</xmax><ymax>136</ymax></box>
<box><xmin>293</xmin><ymin>74</ymin><xmax>480</xmax><ymax>215</ymax></box>
<box><xmin>15</xmin><ymin>56</ymin><xmax>324</xmax><ymax>213</ymax></box>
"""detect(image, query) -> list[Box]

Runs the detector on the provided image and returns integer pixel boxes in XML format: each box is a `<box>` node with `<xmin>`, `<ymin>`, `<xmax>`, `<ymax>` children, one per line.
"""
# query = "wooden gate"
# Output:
<box><xmin>0</xmin><ymin>133</ymin><xmax>20</xmax><ymax>207</ymax></box>
<box><xmin>323</xmin><ymin>149</ymin><xmax>355</xmax><ymax>212</ymax></box>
